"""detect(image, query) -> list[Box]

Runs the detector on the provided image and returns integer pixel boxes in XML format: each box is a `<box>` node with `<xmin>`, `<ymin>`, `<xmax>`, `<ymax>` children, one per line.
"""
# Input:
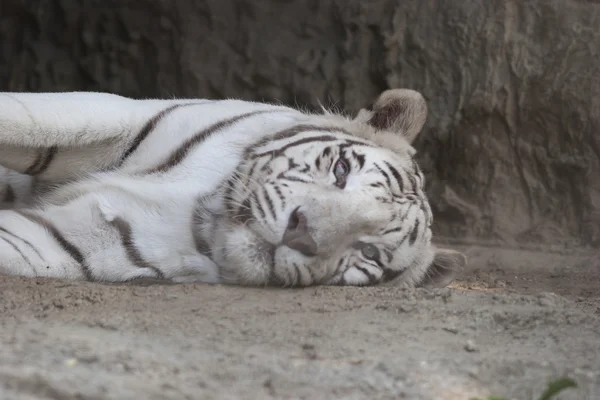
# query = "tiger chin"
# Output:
<box><xmin>0</xmin><ymin>88</ymin><xmax>466</xmax><ymax>288</ymax></box>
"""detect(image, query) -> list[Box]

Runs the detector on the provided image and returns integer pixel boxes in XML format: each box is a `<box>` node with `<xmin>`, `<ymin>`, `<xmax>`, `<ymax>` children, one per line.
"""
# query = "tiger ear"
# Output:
<box><xmin>417</xmin><ymin>248</ymin><xmax>466</xmax><ymax>288</ymax></box>
<box><xmin>354</xmin><ymin>89</ymin><xmax>428</xmax><ymax>144</ymax></box>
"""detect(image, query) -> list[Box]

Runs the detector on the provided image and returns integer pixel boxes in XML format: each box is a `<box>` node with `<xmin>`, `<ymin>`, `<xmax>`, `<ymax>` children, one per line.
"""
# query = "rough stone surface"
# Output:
<box><xmin>1</xmin><ymin>0</ymin><xmax>599</xmax><ymax>247</ymax></box>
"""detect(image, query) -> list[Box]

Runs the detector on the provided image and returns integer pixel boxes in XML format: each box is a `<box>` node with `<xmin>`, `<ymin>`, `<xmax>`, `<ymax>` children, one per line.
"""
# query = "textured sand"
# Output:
<box><xmin>0</xmin><ymin>244</ymin><xmax>598</xmax><ymax>400</ymax></box>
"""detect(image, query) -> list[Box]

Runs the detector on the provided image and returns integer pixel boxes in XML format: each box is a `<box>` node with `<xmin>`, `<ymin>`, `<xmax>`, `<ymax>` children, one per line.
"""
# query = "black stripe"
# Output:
<box><xmin>383</xmin><ymin>161</ymin><xmax>404</xmax><ymax>193</ymax></box>
<box><xmin>24</xmin><ymin>146</ymin><xmax>57</xmax><ymax>175</ymax></box>
<box><xmin>223</xmin><ymin>176</ymin><xmax>238</xmax><ymax>215</ymax></box>
<box><xmin>118</xmin><ymin>102</ymin><xmax>205</xmax><ymax>166</ymax></box>
<box><xmin>273</xmin><ymin>184</ymin><xmax>286</xmax><ymax>207</ymax></box>
<box><xmin>268</xmin><ymin>262</ymin><xmax>283</xmax><ymax>286</ymax></box>
<box><xmin>24</xmin><ymin>152</ymin><xmax>44</xmax><ymax>175</ymax></box>
<box><xmin>264</xmin><ymin>135</ymin><xmax>371</xmax><ymax>160</ymax></box>
<box><xmin>246</xmin><ymin>162</ymin><xmax>257</xmax><ymax>183</ymax></box>
<box><xmin>355</xmin><ymin>265</ymin><xmax>377</xmax><ymax>285</ymax></box>
<box><xmin>384</xmin><ymin>249</ymin><xmax>394</xmax><ymax>262</ymax></box>
<box><xmin>15</xmin><ymin>210</ymin><xmax>92</xmax><ymax>280</ymax></box>
<box><xmin>193</xmin><ymin>232</ymin><xmax>212</xmax><ymax>257</ymax></box>
<box><xmin>192</xmin><ymin>206</ymin><xmax>213</xmax><ymax>257</ymax></box>
<box><xmin>262</xmin><ymin>187</ymin><xmax>276</xmax><ymax>221</ymax></box>
<box><xmin>408</xmin><ymin>173</ymin><xmax>419</xmax><ymax>193</ymax></box>
<box><xmin>420</xmin><ymin>202</ymin><xmax>428</xmax><ymax>219</ymax></box>
<box><xmin>252</xmin><ymin>190</ymin><xmax>266</xmax><ymax>220</ymax></box>
<box><xmin>283</xmin><ymin>263</ymin><xmax>294</xmax><ymax>286</ymax></box>
<box><xmin>235</xmin><ymin>197</ymin><xmax>253</xmax><ymax>224</ymax></box>
<box><xmin>332</xmin><ymin>257</ymin><xmax>346</xmax><ymax>279</ymax></box>
<box><xmin>287</xmin><ymin>158</ymin><xmax>300</xmax><ymax>170</ymax></box>
<box><xmin>293</xmin><ymin>263</ymin><xmax>303</xmax><ymax>286</ymax></box>
<box><xmin>299</xmin><ymin>163</ymin><xmax>310</xmax><ymax>173</ymax></box>
<box><xmin>383</xmin><ymin>226</ymin><xmax>403</xmax><ymax>235</ymax></box>
<box><xmin>411</xmin><ymin>159</ymin><xmax>424</xmax><ymax>189</ymax></box>
<box><xmin>276</xmin><ymin>174</ymin><xmax>309</xmax><ymax>183</ymax></box>
<box><xmin>260</xmin><ymin>163</ymin><xmax>273</xmax><ymax>174</ymax></box>
<box><xmin>36</xmin><ymin>146</ymin><xmax>57</xmax><ymax>174</ymax></box>
<box><xmin>246</xmin><ymin>125</ymin><xmax>337</xmax><ymax>156</ymax></box>
<box><xmin>389</xmin><ymin>207</ymin><xmax>414</xmax><ymax>244</ymax></box>
<box><xmin>412</xmin><ymin>159</ymin><xmax>420</xmax><ymax>173</ymax></box>
<box><xmin>250</xmin><ymin>124</ymin><xmax>372</xmax><ymax>159</ymax></box>
<box><xmin>257</xmin><ymin>135</ymin><xmax>340</xmax><ymax>159</ymax></box>
<box><xmin>0</xmin><ymin>225</ymin><xmax>46</xmax><ymax>262</ymax></box>
<box><xmin>409</xmin><ymin>218</ymin><xmax>420</xmax><ymax>245</ymax></box>
<box><xmin>352</xmin><ymin>151</ymin><xmax>366</xmax><ymax>170</ymax></box>
<box><xmin>144</xmin><ymin>110</ymin><xmax>273</xmax><ymax>174</ymax></box>
<box><xmin>0</xmin><ymin>235</ymin><xmax>36</xmax><ymax>275</ymax></box>
<box><xmin>2</xmin><ymin>185</ymin><xmax>15</xmax><ymax>203</ymax></box>
<box><xmin>110</xmin><ymin>217</ymin><xmax>165</xmax><ymax>279</ymax></box>
<box><xmin>306</xmin><ymin>263</ymin><xmax>317</xmax><ymax>285</ymax></box>
<box><xmin>374</xmin><ymin>163</ymin><xmax>392</xmax><ymax>189</ymax></box>
<box><xmin>396</xmin><ymin>226</ymin><xmax>412</xmax><ymax>248</ymax></box>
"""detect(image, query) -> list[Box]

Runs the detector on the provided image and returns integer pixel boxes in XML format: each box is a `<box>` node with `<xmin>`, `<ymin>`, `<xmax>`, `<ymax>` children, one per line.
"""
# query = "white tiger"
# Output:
<box><xmin>0</xmin><ymin>89</ymin><xmax>466</xmax><ymax>287</ymax></box>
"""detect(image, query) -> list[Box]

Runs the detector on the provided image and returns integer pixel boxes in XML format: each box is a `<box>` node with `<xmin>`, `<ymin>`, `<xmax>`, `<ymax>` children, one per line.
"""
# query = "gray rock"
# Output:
<box><xmin>1</xmin><ymin>0</ymin><xmax>598</xmax><ymax>247</ymax></box>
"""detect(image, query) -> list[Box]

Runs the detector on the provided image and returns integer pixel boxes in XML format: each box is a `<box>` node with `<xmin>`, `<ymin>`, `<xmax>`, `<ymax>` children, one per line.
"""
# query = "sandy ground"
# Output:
<box><xmin>0</xmin><ymin>242</ymin><xmax>598</xmax><ymax>400</ymax></box>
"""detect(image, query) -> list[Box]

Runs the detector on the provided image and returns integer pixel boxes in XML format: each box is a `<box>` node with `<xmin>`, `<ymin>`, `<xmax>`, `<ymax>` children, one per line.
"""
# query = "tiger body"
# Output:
<box><xmin>0</xmin><ymin>90</ymin><xmax>465</xmax><ymax>287</ymax></box>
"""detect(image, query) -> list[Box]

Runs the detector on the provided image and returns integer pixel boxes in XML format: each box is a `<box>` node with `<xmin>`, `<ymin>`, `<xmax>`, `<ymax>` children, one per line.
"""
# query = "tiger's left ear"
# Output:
<box><xmin>417</xmin><ymin>248</ymin><xmax>467</xmax><ymax>288</ymax></box>
<box><xmin>354</xmin><ymin>89</ymin><xmax>428</xmax><ymax>144</ymax></box>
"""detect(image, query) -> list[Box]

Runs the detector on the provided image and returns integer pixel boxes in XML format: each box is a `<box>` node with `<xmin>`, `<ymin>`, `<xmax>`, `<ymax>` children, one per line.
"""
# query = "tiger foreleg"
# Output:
<box><xmin>0</xmin><ymin>187</ymin><xmax>221</xmax><ymax>283</ymax></box>
<box><xmin>0</xmin><ymin>207</ymin><xmax>85</xmax><ymax>279</ymax></box>
<box><xmin>0</xmin><ymin>192</ymin><xmax>166</xmax><ymax>282</ymax></box>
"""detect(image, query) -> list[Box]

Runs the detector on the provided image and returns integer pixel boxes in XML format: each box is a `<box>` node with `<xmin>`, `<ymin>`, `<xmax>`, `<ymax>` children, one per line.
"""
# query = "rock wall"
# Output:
<box><xmin>1</xmin><ymin>0</ymin><xmax>599</xmax><ymax>247</ymax></box>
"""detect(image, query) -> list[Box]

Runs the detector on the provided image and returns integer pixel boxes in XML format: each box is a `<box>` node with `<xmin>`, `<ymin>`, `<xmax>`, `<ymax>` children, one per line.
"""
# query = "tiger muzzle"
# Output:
<box><xmin>282</xmin><ymin>207</ymin><xmax>318</xmax><ymax>256</ymax></box>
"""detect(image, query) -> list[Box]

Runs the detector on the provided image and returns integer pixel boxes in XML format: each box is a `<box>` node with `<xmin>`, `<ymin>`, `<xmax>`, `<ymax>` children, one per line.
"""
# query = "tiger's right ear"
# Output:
<box><xmin>354</xmin><ymin>89</ymin><xmax>428</xmax><ymax>144</ymax></box>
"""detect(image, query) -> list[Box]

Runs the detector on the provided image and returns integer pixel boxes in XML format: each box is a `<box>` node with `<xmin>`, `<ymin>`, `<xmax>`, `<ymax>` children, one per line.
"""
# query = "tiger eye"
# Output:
<box><xmin>361</xmin><ymin>244</ymin><xmax>380</xmax><ymax>261</ymax></box>
<box><xmin>333</xmin><ymin>158</ymin><xmax>350</xmax><ymax>189</ymax></box>
<box><xmin>334</xmin><ymin>159</ymin><xmax>348</xmax><ymax>178</ymax></box>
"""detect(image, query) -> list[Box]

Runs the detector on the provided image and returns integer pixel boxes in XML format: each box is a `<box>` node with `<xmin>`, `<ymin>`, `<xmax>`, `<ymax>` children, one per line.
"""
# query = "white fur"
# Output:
<box><xmin>0</xmin><ymin>90</ymin><xmax>462</xmax><ymax>287</ymax></box>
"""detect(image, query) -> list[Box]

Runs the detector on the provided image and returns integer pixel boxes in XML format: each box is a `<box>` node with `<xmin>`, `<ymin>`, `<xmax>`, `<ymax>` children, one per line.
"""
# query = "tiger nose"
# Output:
<box><xmin>282</xmin><ymin>207</ymin><xmax>318</xmax><ymax>256</ymax></box>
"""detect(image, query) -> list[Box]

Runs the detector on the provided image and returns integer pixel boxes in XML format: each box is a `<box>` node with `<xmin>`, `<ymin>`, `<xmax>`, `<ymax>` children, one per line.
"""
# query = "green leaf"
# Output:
<box><xmin>536</xmin><ymin>378</ymin><xmax>578</xmax><ymax>400</ymax></box>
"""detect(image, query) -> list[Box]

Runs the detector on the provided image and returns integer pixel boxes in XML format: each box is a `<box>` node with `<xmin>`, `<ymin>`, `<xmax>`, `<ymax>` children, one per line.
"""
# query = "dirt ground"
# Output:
<box><xmin>0</xmin><ymin>242</ymin><xmax>598</xmax><ymax>400</ymax></box>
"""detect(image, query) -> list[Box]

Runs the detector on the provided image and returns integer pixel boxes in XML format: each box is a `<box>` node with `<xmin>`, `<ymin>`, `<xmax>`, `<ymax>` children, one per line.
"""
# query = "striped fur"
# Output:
<box><xmin>0</xmin><ymin>90</ymin><xmax>466</xmax><ymax>287</ymax></box>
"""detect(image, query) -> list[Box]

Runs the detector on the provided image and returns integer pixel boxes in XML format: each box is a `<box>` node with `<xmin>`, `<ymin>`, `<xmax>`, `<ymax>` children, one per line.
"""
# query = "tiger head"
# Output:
<box><xmin>211</xmin><ymin>89</ymin><xmax>466</xmax><ymax>287</ymax></box>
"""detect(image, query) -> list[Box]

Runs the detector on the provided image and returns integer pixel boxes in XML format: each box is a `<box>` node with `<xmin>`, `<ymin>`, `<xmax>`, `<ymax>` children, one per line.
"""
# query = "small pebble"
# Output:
<box><xmin>467</xmin><ymin>366</ymin><xmax>479</xmax><ymax>378</ymax></box>
<box><xmin>464</xmin><ymin>339</ymin><xmax>478</xmax><ymax>352</ymax></box>
<box><xmin>77</xmin><ymin>352</ymin><xmax>99</xmax><ymax>363</ymax></box>
<box><xmin>538</xmin><ymin>292</ymin><xmax>557</xmax><ymax>307</ymax></box>
<box><xmin>64</xmin><ymin>358</ymin><xmax>78</xmax><ymax>367</ymax></box>
<box><xmin>494</xmin><ymin>279</ymin><xmax>507</xmax><ymax>288</ymax></box>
